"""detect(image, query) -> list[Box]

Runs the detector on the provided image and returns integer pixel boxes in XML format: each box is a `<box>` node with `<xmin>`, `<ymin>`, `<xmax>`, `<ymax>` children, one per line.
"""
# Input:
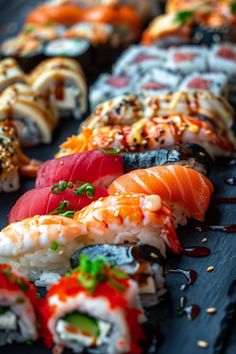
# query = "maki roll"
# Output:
<box><xmin>40</xmin><ymin>255</ymin><xmax>144</xmax><ymax>353</ymax></box>
<box><xmin>209</xmin><ymin>44</ymin><xmax>236</xmax><ymax>104</ymax></box>
<box><xmin>0</xmin><ymin>121</ymin><xmax>20</xmax><ymax>193</ymax></box>
<box><xmin>135</xmin><ymin>68</ymin><xmax>181</xmax><ymax>97</ymax></box>
<box><xmin>63</xmin><ymin>22</ymin><xmax>119</xmax><ymax>72</ymax></box>
<box><xmin>1</xmin><ymin>35</ymin><xmax>44</xmax><ymax>73</ymax></box>
<box><xmin>89</xmin><ymin>74</ymin><xmax>132</xmax><ymax>108</ymax></box>
<box><xmin>29</xmin><ymin>57</ymin><xmax>87</xmax><ymax>119</ymax></box>
<box><xmin>165</xmin><ymin>45</ymin><xmax>208</xmax><ymax>74</ymax></box>
<box><xmin>0</xmin><ymin>264</ymin><xmax>39</xmax><ymax>346</ymax></box>
<box><xmin>44</xmin><ymin>38</ymin><xmax>92</xmax><ymax>80</ymax></box>
<box><xmin>179</xmin><ymin>71</ymin><xmax>229</xmax><ymax>97</ymax></box>
<box><xmin>70</xmin><ymin>244</ymin><xmax>166</xmax><ymax>307</ymax></box>
<box><xmin>0</xmin><ymin>83</ymin><xmax>58</xmax><ymax>146</ymax></box>
<box><xmin>21</xmin><ymin>23</ymin><xmax>65</xmax><ymax>42</ymax></box>
<box><xmin>0</xmin><ymin>58</ymin><xmax>26</xmax><ymax>93</ymax></box>
<box><xmin>113</xmin><ymin>45</ymin><xmax>166</xmax><ymax>76</ymax></box>
<box><xmin>58</xmin><ymin>115</ymin><xmax>235</xmax><ymax>157</ymax></box>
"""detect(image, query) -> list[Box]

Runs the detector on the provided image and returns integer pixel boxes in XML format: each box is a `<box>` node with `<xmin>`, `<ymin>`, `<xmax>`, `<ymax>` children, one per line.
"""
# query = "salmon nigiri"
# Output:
<box><xmin>73</xmin><ymin>193</ymin><xmax>182</xmax><ymax>255</ymax></box>
<box><xmin>108</xmin><ymin>165</ymin><xmax>214</xmax><ymax>226</ymax></box>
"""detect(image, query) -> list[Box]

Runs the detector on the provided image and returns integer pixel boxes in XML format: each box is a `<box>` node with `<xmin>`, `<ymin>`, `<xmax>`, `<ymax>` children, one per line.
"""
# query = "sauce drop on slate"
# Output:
<box><xmin>177</xmin><ymin>296</ymin><xmax>201</xmax><ymax>320</ymax></box>
<box><xmin>225</xmin><ymin>178</ymin><xmax>236</xmax><ymax>186</ymax></box>
<box><xmin>166</xmin><ymin>269</ymin><xmax>197</xmax><ymax>291</ymax></box>
<box><xmin>215</xmin><ymin>197</ymin><xmax>236</xmax><ymax>204</ymax></box>
<box><xmin>196</xmin><ymin>225</ymin><xmax>236</xmax><ymax>233</ymax></box>
<box><xmin>183</xmin><ymin>246</ymin><xmax>211</xmax><ymax>257</ymax></box>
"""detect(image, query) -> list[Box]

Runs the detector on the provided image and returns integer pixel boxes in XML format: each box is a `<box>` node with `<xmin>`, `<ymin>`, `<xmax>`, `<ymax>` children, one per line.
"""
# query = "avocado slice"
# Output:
<box><xmin>63</xmin><ymin>312</ymin><xmax>100</xmax><ymax>337</ymax></box>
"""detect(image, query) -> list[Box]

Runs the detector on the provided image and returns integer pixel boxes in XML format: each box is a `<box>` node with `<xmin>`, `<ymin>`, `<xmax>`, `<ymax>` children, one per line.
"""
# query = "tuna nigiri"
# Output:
<box><xmin>73</xmin><ymin>193</ymin><xmax>182</xmax><ymax>255</ymax></box>
<box><xmin>108</xmin><ymin>165</ymin><xmax>214</xmax><ymax>225</ymax></box>
<box><xmin>8</xmin><ymin>184</ymin><xmax>108</xmax><ymax>223</ymax></box>
<box><xmin>36</xmin><ymin>146</ymin><xmax>212</xmax><ymax>191</ymax></box>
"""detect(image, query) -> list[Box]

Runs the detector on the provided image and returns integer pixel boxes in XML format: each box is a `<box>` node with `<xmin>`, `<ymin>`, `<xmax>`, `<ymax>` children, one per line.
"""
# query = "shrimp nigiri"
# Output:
<box><xmin>73</xmin><ymin>194</ymin><xmax>182</xmax><ymax>255</ymax></box>
<box><xmin>108</xmin><ymin>165</ymin><xmax>214</xmax><ymax>225</ymax></box>
<box><xmin>57</xmin><ymin>115</ymin><xmax>235</xmax><ymax>158</ymax></box>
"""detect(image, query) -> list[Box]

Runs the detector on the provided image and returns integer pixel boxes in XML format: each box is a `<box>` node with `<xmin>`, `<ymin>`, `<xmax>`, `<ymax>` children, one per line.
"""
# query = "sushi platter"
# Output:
<box><xmin>0</xmin><ymin>1</ymin><xmax>236</xmax><ymax>354</ymax></box>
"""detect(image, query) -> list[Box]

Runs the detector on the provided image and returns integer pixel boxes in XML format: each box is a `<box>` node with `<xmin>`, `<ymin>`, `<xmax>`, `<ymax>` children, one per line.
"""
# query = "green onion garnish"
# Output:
<box><xmin>50</xmin><ymin>241</ymin><xmax>59</xmax><ymax>251</ymax></box>
<box><xmin>2</xmin><ymin>268</ymin><xmax>11</xmax><ymax>276</ymax></box>
<box><xmin>16</xmin><ymin>279</ymin><xmax>29</xmax><ymax>292</ymax></box>
<box><xmin>73</xmin><ymin>183</ymin><xmax>95</xmax><ymax>199</ymax></box>
<box><xmin>51</xmin><ymin>180</ymin><xmax>68</xmax><ymax>194</ymax></box>
<box><xmin>49</xmin><ymin>200</ymin><xmax>75</xmax><ymax>218</ymax></box>
<box><xmin>175</xmin><ymin>11</ymin><xmax>193</xmax><ymax>24</ymax></box>
<box><xmin>100</xmin><ymin>147</ymin><xmax>121</xmax><ymax>155</ymax></box>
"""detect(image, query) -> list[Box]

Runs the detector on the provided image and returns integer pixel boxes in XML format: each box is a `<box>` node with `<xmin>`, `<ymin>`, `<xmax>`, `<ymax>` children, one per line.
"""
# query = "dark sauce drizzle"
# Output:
<box><xmin>176</xmin><ymin>296</ymin><xmax>201</xmax><ymax>321</ymax></box>
<box><xmin>183</xmin><ymin>246</ymin><xmax>211</xmax><ymax>257</ymax></box>
<box><xmin>196</xmin><ymin>225</ymin><xmax>236</xmax><ymax>233</ymax></box>
<box><xmin>215</xmin><ymin>197</ymin><xmax>236</xmax><ymax>204</ymax></box>
<box><xmin>166</xmin><ymin>269</ymin><xmax>197</xmax><ymax>291</ymax></box>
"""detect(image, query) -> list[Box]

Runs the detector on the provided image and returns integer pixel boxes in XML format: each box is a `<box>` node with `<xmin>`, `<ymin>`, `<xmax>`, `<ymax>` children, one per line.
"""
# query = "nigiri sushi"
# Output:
<box><xmin>57</xmin><ymin>115</ymin><xmax>235</xmax><ymax>157</ymax></box>
<box><xmin>73</xmin><ymin>194</ymin><xmax>181</xmax><ymax>255</ymax></box>
<box><xmin>36</xmin><ymin>146</ymin><xmax>212</xmax><ymax>190</ymax></box>
<box><xmin>0</xmin><ymin>264</ymin><xmax>39</xmax><ymax>346</ymax></box>
<box><xmin>40</xmin><ymin>255</ymin><xmax>144</xmax><ymax>354</ymax></box>
<box><xmin>8</xmin><ymin>184</ymin><xmax>108</xmax><ymax>223</ymax></box>
<box><xmin>0</xmin><ymin>215</ymin><xmax>86</xmax><ymax>283</ymax></box>
<box><xmin>70</xmin><ymin>243</ymin><xmax>166</xmax><ymax>307</ymax></box>
<box><xmin>108</xmin><ymin>165</ymin><xmax>214</xmax><ymax>225</ymax></box>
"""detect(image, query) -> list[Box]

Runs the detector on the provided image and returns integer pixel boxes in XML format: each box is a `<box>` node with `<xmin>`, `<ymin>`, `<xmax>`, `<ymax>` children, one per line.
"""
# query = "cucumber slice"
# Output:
<box><xmin>63</xmin><ymin>312</ymin><xmax>100</xmax><ymax>337</ymax></box>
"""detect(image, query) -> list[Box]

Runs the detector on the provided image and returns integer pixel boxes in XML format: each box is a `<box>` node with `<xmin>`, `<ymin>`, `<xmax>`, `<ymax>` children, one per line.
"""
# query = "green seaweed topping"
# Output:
<box><xmin>16</xmin><ymin>278</ymin><xmax>29</xmax><ymax>292</ymax></box>
<box><xmin>68</xmin><ymin>254</ymin><xmax>128</xmax><ymax>294</ymax></box>
<box><xmin>175</xmin><ymin>11</ymin><xmax>193</xmax><ymax>24</ymax></box>
<box><xmin>0</xmin><ymin>306</ymin><xmax>8</xmax><ymax>315</ymax></box>
<box><xmin>231</xmin><ymin>2</ymin><xmax>236</xmax><ymax>13</ymax></box>
<box><xmin>50</xmin><ymin>241</ymin><xmax>59</xmax><ymax>251</ymax></box>
<box><xmin>49</xmin><ymin>200</ymin><xmax>76</xmax><ymax>218</ymax></box>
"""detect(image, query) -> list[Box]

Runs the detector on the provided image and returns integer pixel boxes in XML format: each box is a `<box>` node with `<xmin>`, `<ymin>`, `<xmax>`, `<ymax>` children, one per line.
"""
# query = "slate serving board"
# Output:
<box><xmin>0</xmin><ymin>1</ymin><xmax>236</xmax><ymax>354</ymax></box>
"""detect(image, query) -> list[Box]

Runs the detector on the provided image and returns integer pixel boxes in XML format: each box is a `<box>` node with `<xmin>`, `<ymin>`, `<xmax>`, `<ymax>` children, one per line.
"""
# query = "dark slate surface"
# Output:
<box><xmin>0</xmin><ymin>1</ymin><xmax>236</xmax><ymax>354</ymax></box>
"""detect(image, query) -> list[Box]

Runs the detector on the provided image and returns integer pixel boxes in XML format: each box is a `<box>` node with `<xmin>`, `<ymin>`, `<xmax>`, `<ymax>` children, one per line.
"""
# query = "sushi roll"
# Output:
<box><xmin>63</xmin><ymin>22</ymin><xmax>119</xmax><ymax>72</ymax></box>
<box><xmin>40</xmin><ymin>255</ymin><xmax>144</xmax><ymax>353</ymax></box>
<box><xmin>112</xmin><ymin>45</ymin><xmax>166</xmax><ymax>76</ymax></box>
<box><xmin>0</xmin><ymin>58</ymin><xmax>26</xmax><ymax>93</ymax></box>
<box><xmin>165</xmin><ymin>45</ymin><xmax>208</xmax><ymax>74</ymax></box>
<box><xmin>141</xmin><ymin>11</ymin><xmax>193</xmax><ymax>47</ymax></box>
<box><xmin>0</xmin><ymin>264</ymin><xmax>39</xmax><ymax>346</ymax></box>
<box><xmin>1</xmin><ymin>35</ymin><xmax>44</xmax><ymax>73</ymax></box>
<box><xmin>135</xmin><ymin>68</ymin><xmax>181</xmax><ymax>97</ymax></box>
<box><xmin>83</xmin><ymin>91</ymin><xmax>235</xmax><ymax>136</ymax></box>
<box><xmin>43</xmin><ymin>39</ymin><xmax>92</xmax><ymax>80</ymax></box>
<box><xmin>179</xmin><ymin>72</ymin><xmax>229</xmax><ymax>97</ymax></box>
<box><xmin>22</xmin><ymin>23</ymin><xmax>65</xmax><ymax>42</ymax></box>
<box><xmin>0</xmin><ymin>83</ymin><xmax>58</xmax><ymax>146</ymax></box>
<box><xmin>0</xmin><ymin>121</ymin><xmax>20</xmax><ymax>193</ymax></box>
<box><xmin>122</xmin><ymin>143</ymin><xmax>213</xmax><ymax>176</ymax></box>
<box><xmin>57</xmin><ymin>115</ymin><xmax>235</xmax><ymax>157</ymax></box>
<box><xmin>70</xmin><ymin>243</ymin><xmax>166</xmax><ymax>307</ymax></box>
<box><xmin>209</xmin><ymin>44</ymin><xmax>236</xmax><ymax>104</ymax></box>
<box><xmin>89</xmin><ymin>74</ymin><xmax>133</xmax><ymax>108</ymax></box>
<box><xmin>29</xmin><ymin>57</ymin><xmax>87</xmax><ymax>119</ymax></box>
<box><xmin>108</xmin><ymin>165</ymin><xmax>214</xmax><ymax>226</ymax></box>
<box><xmin>8</xmin><ymin>184</ymin><xmax>108</xmax><ymax>223</ymax></box>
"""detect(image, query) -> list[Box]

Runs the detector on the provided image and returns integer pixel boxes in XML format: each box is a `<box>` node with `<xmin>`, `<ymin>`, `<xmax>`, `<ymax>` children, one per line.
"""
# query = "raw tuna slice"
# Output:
<box><xmin>36</xmin><ymin>150</ymin><xmax>124</xmax><ymax>189</ymax></box>
<box><xmin>9</xmin><ymin>185</ymin><xmax>108</xmax><ymax>223</ymax></box>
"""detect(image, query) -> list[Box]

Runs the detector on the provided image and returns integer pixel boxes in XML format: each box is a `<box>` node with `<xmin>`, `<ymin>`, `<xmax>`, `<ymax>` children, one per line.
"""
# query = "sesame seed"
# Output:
<box><xmin>58</xmin><ymin>250</ymin><xmax>64</xmax><ymax>256</ymax></box>
<box><xmin>206</xmin><ymin>307</ymin><xmax>217</xmax><ymax>314</ymax></box>
<box><xmin>207</xmin><ymin>266</ymin><xmax>215</xmax><ymax>272</ymax></box>
<box><xmin>197</xmin><ymin>340</ymin><xmax>209</xmax><ymax>349</ymax></box>
<box><xmin>201</xmin><ymin>237</ymin><xmax>208</xmax><ymax>243</ymax></box>
<box><xmin>150</xmin><ymin>252</ymin><xmax>158</xmax><ymax>259</ymax></box>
